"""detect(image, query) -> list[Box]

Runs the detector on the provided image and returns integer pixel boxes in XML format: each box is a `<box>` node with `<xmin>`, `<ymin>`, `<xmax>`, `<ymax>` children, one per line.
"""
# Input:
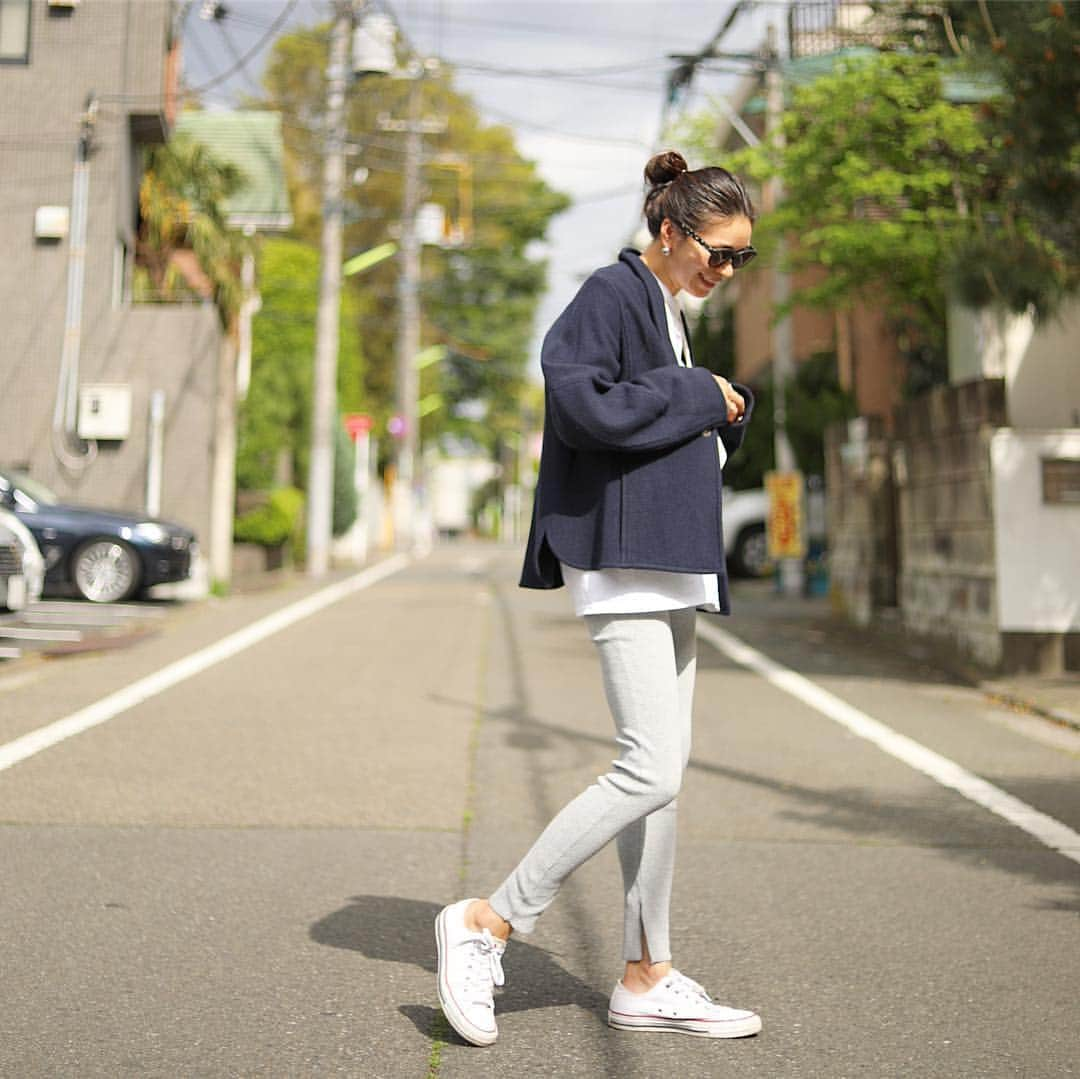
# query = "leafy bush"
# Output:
<box><xmin>234</xmin><ymin>486</ymin><xmax>305</xmax><ymax>549</ymax></box>
<box><xmin>332</xmin><ymin>421</ymin><xmax>357</xmax><ymax>537</ymax></box>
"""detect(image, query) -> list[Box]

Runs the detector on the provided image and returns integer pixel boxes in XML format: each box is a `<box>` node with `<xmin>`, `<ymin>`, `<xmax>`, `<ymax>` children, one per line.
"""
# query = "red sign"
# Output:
<box><xmin>344</xmin><ymin>413</ymin><xmax>373</xmax><ymax>440</ymax></box>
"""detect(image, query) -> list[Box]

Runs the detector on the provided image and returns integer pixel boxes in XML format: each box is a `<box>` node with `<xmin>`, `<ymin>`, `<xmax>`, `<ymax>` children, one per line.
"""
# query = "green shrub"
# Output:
<box><xmin>332</xmin><ymin>420</ymin><xmax>358</xmax><ymax>537</ymax></box>
<box><xmin>234</xmin><ymin>486</ymin><xmax>305</xmax><ymax>549</ymax></box>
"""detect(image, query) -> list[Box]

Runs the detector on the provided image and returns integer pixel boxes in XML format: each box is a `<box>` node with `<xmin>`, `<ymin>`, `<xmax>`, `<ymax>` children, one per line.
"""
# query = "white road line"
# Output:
<box><xmin>0</xmin><ymin>555</ymin><xmax>410</xmax><ymax>776</ymax></box>
<box><xmin>697</xmin><ymin>620</ymin><xmax>1080</xmax><ymax>867</ymax></box>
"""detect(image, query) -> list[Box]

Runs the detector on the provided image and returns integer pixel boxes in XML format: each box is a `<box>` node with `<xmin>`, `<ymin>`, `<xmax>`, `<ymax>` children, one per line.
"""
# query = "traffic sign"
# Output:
<box><xmin>344</xmin><ymin>413</ymin><xmax>373</xmax><ymax>440</ymax></box>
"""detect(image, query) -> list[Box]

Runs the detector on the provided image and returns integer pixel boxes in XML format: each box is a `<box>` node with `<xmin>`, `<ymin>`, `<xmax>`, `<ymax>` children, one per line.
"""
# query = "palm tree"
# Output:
<box><xmin>135</xmin><ymin>132</ymin><xmax>249</xmax><ymax>325</ymax></box>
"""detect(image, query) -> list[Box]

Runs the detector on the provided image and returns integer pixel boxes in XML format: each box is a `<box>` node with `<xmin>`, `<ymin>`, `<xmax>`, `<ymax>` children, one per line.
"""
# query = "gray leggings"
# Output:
<box><xmin>488</xmin><ymin>607</ymin><xmax>697</xmax><ymax>963</ymax></box>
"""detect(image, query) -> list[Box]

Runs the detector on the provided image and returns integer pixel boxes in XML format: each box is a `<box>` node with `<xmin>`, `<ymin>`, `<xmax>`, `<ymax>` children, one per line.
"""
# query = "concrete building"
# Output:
<box><xmin>0</xmin><ymin>1</ymin><xmax>222</xmax><ymax>571</ymax></box>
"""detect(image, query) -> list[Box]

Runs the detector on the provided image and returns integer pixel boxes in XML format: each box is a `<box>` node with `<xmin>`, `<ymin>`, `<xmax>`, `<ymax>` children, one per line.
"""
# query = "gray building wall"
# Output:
<box><xmin>0</xmin><ymin>0</ymin><xmax>221</xmax><ymax>545</ymax></box>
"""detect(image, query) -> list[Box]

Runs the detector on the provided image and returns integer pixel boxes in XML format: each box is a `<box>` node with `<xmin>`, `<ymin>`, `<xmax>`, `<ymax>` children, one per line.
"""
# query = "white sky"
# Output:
<box><xmin>182</xmin><ymin>0</ymin><xmax>781</xmax><ymax>365</ymax></box>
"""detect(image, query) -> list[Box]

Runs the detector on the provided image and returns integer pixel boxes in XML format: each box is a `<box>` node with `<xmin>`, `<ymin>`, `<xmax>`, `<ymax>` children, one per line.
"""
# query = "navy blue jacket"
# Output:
<box><xmin>520</xmin><ymin>248</ymin><xmax>754</xmax><ymax>615</ymax></box>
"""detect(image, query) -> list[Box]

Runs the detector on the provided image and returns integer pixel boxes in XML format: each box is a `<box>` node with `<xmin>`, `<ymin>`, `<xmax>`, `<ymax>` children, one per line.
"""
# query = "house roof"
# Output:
<box><xmin>741</xmin><ymin>48</ymin><xmax>999</xmax><ymax>114</ymax></box>
<box><xmin>174</xmin><ymin>110</ymin><xmax>293</xmax><ymax>233</ymax></box>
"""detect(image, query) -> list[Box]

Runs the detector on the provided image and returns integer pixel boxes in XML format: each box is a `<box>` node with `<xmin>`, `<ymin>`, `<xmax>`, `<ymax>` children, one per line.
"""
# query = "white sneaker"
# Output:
<box><xmin>608</xmin><ymin>969</ymin><xmax>761</xmax><ymax>1038</ymax></box>
<box><xmin>435</xmin><ymin>898</ymin><xmax>506</xmax><ymax>1046</ymax></box>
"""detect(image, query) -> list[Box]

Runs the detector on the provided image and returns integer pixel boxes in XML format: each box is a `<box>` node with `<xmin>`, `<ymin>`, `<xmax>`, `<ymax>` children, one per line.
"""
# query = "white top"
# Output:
<box><xmin>561</xmin><ymin>264</ymin><xmax>724</xmax><ymax>618</ymax></box>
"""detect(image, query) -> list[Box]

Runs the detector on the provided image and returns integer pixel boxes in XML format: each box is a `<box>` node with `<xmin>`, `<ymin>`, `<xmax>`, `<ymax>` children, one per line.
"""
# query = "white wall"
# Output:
<box><xmin>991</xmin><ymin>428</ymin><xmax>1080</xmax><ymax>632</ymax></box>
<box><xmin>949</xmin><ymin>298</ymin><xmax>1080</xmax><ymax>429</ymax></box>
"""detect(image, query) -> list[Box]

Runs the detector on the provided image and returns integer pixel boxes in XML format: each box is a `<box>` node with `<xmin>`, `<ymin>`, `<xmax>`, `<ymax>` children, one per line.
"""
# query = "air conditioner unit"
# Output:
<box><xmin>47</xmin><ymin>0</ymin><xmax>81</xmax><ymax>8</ymax></box>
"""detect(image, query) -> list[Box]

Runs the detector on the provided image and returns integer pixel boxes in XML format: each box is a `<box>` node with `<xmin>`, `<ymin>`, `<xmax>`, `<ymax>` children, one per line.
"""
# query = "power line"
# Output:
<box><xmin>391</xmin><ymin>6</ymin><xmax>730</xmax><ymax>48</ymax></box>
<box><xmin>477</xmin><ymin>103</ymin><xmax>652</xmax><ymax>150</ymax></box>
<box><xmin>186</xmin><ymin>0</ymin><xmax>298</xmax><ymax>95</ymax></box>
<box><xmin>212</xmin><ymin>20</ymin><xmax>269</xmax><ymax>99</ymax></box>
<box><xmin>444</xmin><ymin>56</ymin><xmax>671</xmax><ymax>79</ymax></box>
<box><xmin>98</xmin><ymin>0</ymin><xmax>298</xmax><ymax>104</ymax></box>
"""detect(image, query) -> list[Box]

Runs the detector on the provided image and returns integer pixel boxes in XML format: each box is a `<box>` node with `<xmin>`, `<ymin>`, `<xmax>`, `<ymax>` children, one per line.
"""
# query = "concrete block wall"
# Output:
<box><xmin>825</xmin><ymin>416</ymin><xmax>897</xmax><ymax>626</ymax></box>
<box><xmin>893</xmin><ymin>379</ymin><xmax>1008</xmax><ymax>669</ymax></box>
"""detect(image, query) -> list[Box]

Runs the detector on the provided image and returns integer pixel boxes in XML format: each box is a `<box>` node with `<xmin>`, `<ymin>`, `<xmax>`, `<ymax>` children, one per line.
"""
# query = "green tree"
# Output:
<box><xmin>897</xmin><ymin>0</ymin><xmax>1080</xmax><ymax>315</ymax></box>
<box><xmin>258</xmin><ymin>26</ymin><xmax>569</xmax><ymax>461</ymax></box>
<box><xmin>684</xmin><ymin>51</ymin><xmax>990</xmax><ymax>384</ymax></box>
<box><xmin>135</xmin><ymin>132</ymin><xmax>249</xmax><ymax>325</ymax></box>
<box><xmin>237</xmin><ymin>237</ymin><xmax>363</xmax><ymax>491</ymax></box>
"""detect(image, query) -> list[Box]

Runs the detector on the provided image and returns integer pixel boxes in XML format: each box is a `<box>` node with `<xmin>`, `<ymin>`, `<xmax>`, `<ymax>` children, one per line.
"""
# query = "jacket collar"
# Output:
<box><xmin>618</xmin><ymin>247</ymin><xmax>667</xmax><ymax>339</ymax></box>
<box><xmin>619</xmin><ymin>247</ymin><xmax>692</xmax><ymax>364</ymax></box>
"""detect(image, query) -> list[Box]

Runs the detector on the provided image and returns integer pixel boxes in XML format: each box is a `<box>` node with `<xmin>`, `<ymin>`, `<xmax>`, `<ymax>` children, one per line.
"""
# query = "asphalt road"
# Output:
<box><xmin>1</xmin><ymin>542</ymin><xmax>1077</xmax><ymax>1079</ymax></box>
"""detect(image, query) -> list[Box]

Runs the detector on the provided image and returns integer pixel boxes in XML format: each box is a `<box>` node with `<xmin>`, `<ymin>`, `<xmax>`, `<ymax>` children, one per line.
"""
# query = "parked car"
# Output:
<box><xmin>0</xmin><ymin>506</ymin><xmax>45</xmax><ymax>611</ymax></box>
<box><xmin>723</xmin><ymin>486</ymin><xmax>772</xmax><ymax>578</ymax></box>
<box><xmin>0</xmin><ymin>469</ymin><xmax>197</xmax><ymax>603</ymax></box>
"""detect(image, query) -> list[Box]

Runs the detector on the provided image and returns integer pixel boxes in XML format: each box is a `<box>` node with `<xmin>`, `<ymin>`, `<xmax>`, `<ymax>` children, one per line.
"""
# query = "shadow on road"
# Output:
<box><xmin>310</xmin><ymin>894</ymin><xmax>610</xmax><ymax>1032</ymax></box>
<box><xmin>425</xmin><ymin>688</ymin><xmax>1080</xmax><ymax>909</ymax></box>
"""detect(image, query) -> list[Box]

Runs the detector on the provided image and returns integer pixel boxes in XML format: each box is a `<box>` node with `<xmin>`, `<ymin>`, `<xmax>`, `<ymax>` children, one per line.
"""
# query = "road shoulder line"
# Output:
<box><xmin>697</xmin><ymin>619</ymin><xmax>1080</xmax><ymax>868</ymax></box>
<box><xmin>0</xmin><ymin>555</ymin><xmax>410</xmax><ymax>776</ymax></box>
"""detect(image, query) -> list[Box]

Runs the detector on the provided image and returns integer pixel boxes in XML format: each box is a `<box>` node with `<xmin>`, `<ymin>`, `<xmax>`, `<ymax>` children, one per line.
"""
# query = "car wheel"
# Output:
<box><xmin>732</xmin><ymin>523</ymin><xmax>771</xmax><ymax>578</ymax></box>
<box><xmin>72</xmin><ymin>539</ymin><xmax>141</xmax><ymax>603</ymax></box>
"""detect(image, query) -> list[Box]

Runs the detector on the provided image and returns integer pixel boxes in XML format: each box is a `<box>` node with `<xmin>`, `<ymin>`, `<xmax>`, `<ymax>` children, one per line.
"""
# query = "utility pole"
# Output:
<box><xmin>378</xmin><ymin>68</ymin><xmax>445</xmax><ymax>552</ymax></box>
<box><xmin>765</xmin><ymin>23</ymin><xmax>805</xmax><ymax>597</ymax></box>
<box><xmin>306</xmin><ymin>0</ymin><xmax>352</xmax><ymax>577</ymax></box>
<box><xmin>394</xmin><ymin>69</ymin><xmax>422</xmax><ymax>552</ymax></box>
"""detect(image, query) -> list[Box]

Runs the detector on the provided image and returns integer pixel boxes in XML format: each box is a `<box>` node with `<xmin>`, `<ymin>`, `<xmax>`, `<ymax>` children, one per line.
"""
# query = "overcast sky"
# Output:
<box><xmin>182</xmin><ymin>0</ymin><xmax>782</xmax><ymax>361</ymax></box>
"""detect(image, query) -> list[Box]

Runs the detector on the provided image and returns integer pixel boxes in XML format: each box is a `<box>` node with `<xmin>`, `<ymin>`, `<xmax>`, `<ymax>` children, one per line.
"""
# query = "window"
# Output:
<box><xmin>1042</xmin><ymin>458</ymin><xmax>1080</xmax><ymax>505</ymax></box>
<box><xmin>0</xmin><ymin>0</ymin><xmax>30</xmax><ymax>63</ymax></box>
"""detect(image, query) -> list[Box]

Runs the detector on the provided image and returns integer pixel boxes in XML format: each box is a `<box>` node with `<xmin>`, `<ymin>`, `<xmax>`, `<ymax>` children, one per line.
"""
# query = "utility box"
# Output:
<box><xmin>78</xmin><ymin>384</ymin><xmax>132</xmax><ymax>440</ymax></box>
<box><xmin>34</xmin><ymin>206</ymin><xmax>70</xmax><ymax>241</ymax></box>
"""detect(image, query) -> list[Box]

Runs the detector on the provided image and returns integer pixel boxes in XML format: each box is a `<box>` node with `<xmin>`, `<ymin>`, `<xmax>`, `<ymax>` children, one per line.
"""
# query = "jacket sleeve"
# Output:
<box><xmin>541</xmin><ymin>276</ymin><xmax>734</xmax><ymax>454</ymax></box>
<box><xmin>719</xmin><ymin>382</ymin><xmax>755</xmax><ymax>456</ymax></box>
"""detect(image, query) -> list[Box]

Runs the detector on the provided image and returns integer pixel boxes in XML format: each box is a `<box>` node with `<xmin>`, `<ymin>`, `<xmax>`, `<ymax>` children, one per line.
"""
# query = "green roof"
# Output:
<box><xmin>175</xmin><ymin>110</ymin><xmax>292</xmax><ymax>232</ymax></box>
<box><xmin>743</xmin><ymin>49</ymin><xmax>999</xmax><ymax>113</ymax></box>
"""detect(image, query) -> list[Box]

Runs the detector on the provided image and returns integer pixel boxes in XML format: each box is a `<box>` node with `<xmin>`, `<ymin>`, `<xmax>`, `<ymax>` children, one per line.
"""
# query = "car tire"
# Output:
<box><xmin>731</xmin><ymin>523</ymin><xmax>771</xmax><ymax>578</ymax></box>
<box><xmin>71</xmin><ymin>538</ymin><xmax>141</xmax><ymax>603</ymax></box>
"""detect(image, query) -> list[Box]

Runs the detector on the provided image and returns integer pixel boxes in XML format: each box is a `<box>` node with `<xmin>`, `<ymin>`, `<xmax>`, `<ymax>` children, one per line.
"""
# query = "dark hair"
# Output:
<box><xmin>642</xmin><ymin>150</ymin><xmax>756</xmax><ymax>237</ymax></box>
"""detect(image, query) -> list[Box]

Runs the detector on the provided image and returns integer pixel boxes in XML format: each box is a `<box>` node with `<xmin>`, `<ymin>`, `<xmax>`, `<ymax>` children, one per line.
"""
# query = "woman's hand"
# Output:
<box><xmin>713</xmin><ymin>375</ymin><xmax>746</xmax><ymax>423</ymax></box>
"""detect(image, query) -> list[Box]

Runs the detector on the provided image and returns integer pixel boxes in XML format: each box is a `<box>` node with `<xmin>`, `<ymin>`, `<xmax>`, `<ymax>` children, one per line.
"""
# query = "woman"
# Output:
<box><xmin>436</xmin><ymin>150</ymin><xmax>761</xmax><ymax>1046</ymax></box>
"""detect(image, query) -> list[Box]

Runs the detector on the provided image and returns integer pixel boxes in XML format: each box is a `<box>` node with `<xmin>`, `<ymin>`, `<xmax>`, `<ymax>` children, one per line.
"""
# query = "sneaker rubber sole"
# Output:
<box><xmin>435</xmin><ymin>906</ymin><xmax>498</xmax><ymax>1047</ymax></box>
<box><xmin>607</xmin><ymin>1008</ymin><xmax>762</xmax><ymax>1038</ymax></box>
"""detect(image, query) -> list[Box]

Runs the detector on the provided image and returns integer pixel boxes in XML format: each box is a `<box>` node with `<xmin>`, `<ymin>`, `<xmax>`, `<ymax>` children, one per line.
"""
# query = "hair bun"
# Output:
<box><xmin>644</xmin><ymin>150</ymin><xmax>689</xmax><ymax>187</ymax></box>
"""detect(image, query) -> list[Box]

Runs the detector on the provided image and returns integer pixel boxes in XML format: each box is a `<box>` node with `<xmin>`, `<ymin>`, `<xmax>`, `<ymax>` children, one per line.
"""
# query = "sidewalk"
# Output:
<box><xmin>726</xmin><ymin>578</ymin><xmax>1080</xmax><ymax>731</ymax></box>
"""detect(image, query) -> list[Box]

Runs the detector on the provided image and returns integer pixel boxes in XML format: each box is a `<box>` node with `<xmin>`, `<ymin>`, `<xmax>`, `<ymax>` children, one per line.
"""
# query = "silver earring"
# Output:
<box><xmin>662</xmin><ymin>245</ymin><xmax>671</xmax><ymax>255</ymax></box>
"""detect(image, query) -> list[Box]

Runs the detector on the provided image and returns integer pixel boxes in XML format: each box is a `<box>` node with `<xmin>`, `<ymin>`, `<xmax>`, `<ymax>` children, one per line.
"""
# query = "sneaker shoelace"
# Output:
<box><xmin>668</xmin><ymin>971</ymin><xmax>712</xmax><ymax>1003</ymax></box>
<box><xmin>460</xmin><ymin>928</ymin><xmax>505</xmax><ymax>1007</ymax></box>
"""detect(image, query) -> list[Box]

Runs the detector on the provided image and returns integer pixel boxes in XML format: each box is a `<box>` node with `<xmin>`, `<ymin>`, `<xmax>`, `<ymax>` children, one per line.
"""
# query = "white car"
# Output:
<box><xmin>722</xmin><ymin>487</ymin><xmax>771</xmax><ymax>578</ymax></box>
<box><xmin>0</xmin><ymin>506</ymin><xmax>45</xmax><ymax>611</ymax></box>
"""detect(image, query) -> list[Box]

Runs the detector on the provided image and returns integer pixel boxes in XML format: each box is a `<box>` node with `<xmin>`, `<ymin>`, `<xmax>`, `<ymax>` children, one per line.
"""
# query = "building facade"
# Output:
<box><xmin>0</xmin><ymin>0</ymin><xmax>222</xmax><ymax>565</ymax></box>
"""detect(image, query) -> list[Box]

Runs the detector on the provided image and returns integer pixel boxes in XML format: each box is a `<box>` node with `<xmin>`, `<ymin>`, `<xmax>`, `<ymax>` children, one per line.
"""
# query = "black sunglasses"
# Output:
<box><xmin>678</xmin><ymin>224</ymin><xmax>757</xmax><ymax>270</ymax></box>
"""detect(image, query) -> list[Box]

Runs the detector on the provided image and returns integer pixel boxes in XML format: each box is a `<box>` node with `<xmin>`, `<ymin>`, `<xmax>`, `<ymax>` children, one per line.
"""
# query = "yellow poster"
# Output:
<box><xmin>765</xmin><ymin>471</ymin><xmax>806</xmax><ymax>559</ymax></box>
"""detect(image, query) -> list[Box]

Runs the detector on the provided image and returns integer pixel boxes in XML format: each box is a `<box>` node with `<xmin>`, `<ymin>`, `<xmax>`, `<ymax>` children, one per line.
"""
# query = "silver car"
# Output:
<box><xmin>0</xmin><ymin>506</ymin><xmax>45</xmax><ymax>611</ymax></box>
